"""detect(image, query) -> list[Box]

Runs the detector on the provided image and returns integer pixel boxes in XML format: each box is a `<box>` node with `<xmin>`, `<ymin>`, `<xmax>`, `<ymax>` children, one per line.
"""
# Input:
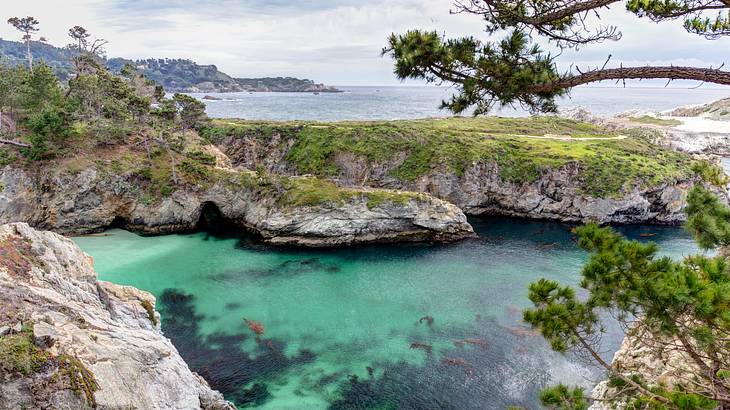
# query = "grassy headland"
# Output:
<box><xmin>203</xmin><ymin>117</ymin><xmax>707</xmax><ymax>198</ymax></box>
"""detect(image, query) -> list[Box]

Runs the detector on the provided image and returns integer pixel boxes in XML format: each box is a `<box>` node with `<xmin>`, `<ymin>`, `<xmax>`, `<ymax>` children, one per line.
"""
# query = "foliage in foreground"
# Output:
<box><xmin>525</xmin><ymin>185</ymin><xmax>730</xmax><ymax>409</ymax></box>
<box><xmin>383</xmin><ymin>1</ymin><xmax>730</xmax><ymax>115</ymax></box>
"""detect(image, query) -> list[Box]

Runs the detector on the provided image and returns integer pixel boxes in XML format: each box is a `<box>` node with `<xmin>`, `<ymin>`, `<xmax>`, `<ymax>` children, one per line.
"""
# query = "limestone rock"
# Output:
<box><xmin>588</xmin><ymin>327</ymin><xmax>702</xmax><ymax>410</ymax></box>
<box><xmin>0</xmin><ymin>223</ymin><xmax>235</xmax><ymax>410</ymax></box>
<box><xmin>218</xmin><ymin>135</ymin><xmax>717</xmax><ymax>225</ymax></box>
<box><xmin>32</xmin><ymin>321</ymin><xmax>58</xmax><ymax>348</ymax></box>
<box><xmin>0</xmin><ymin>165</ymin><xmax>474</xmax><ymax>247</ymax></box>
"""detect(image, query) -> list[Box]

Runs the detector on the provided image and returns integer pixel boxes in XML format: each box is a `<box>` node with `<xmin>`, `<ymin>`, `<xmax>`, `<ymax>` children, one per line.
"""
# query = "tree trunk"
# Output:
<box><xmin>531</xmin><ymin>66</ymin><xmax>730</xmax><ymax>93</ymax></box>
<box><xmin>0</xmin><ymin>139</ymin><xmax>30</xmax><ymax>148</ymax></box>
<box><xmin>26</xmin><ymin>38</ymin><xmax>33</xmax><ymax>73</ymax></box>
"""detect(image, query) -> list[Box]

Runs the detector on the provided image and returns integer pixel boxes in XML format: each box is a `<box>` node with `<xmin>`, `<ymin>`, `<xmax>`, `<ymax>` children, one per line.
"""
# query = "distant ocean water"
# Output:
<box><xmin>191</xmin><ymin>86</ymin><xmax>730</xmax><ymax>121</ymax></box>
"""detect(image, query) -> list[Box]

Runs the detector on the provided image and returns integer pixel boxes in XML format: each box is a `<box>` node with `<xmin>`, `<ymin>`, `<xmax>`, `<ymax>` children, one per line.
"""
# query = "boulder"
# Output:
<box><xmin>0</xmin><ymin>223</ymin><xmax>236</xmax><ymax>410</ymax></box>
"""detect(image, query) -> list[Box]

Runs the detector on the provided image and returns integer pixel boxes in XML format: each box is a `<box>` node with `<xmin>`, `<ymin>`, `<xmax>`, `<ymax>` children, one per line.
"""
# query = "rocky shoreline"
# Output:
<box><xmin>0</xmin><ymin>223</ymin><xmax>236</xmax><ymax>409</ymax></box>
<box><xmin>0</xmin><ymin>165</ymin><xmax>474</xmax><ymax>247</ymax></box>
<box><xmin>210</xmin><ymin>119</ymin><xmax>722</xmax><ymax>226</ymax></box>
<box><xmin>2</xmin><ymin>114</ymin><xmax>726</xmax><ymax>248</ymax></box>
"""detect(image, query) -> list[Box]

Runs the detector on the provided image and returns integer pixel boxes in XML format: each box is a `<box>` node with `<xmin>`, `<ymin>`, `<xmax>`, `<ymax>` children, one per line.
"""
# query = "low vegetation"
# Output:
<box><xmin>140</xmin><ymin>300</ymin><xmax>157</xmax><ymax>326</ymax></box>
<box><xmin>279</xmin><ymin>176</ymin><xmax>425</xmax><ymax>208</ymax></box>
<box><xmin>692</xmin><ymin>160</ymin><xmax>730</xmax><ymax>187</ymax></box>
<box><xmin>204</xmin><ymin>116</ymin><xmax>701</xmax><ymax>197</ymax></box>
<box><xmin>0</xmin><ymin>326</ymin><xmax>49</xmax><ymax>375</ymax></box>
<box><xmin>0</xmin><ymin>322</ymin><xmax>98</xmax><ymax>406</ymax></box>
<box><xmin>58</xmin><ymin>354</ymin><xmax>99</xmax><ymax>406</ymax></box>
<box><xmin>628</xmin><ymin>115</ymin><xmax>682</xmax><ymax>127</ymax></box>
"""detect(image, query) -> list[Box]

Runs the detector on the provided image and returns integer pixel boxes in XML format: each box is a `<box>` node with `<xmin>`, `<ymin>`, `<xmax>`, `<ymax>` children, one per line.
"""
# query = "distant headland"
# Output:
<box><xmin>0</xmin><ymin>38</ymin><xmax>342</xmax><ymax>93</ymax></box>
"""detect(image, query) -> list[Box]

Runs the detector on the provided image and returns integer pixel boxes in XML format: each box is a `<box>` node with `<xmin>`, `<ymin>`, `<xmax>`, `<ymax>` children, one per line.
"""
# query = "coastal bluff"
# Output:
<box><xmin>0</xmin><ymin>223</ymin><xmax>236</xmax><ymax>409</ymax></box>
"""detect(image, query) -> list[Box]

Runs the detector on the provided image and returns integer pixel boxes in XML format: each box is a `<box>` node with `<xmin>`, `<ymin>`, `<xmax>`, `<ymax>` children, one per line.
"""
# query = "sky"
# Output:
<box><xmin>0</xmin><ymin>0</ymin><xmax>728</xmax><ymax>86</ymax></box>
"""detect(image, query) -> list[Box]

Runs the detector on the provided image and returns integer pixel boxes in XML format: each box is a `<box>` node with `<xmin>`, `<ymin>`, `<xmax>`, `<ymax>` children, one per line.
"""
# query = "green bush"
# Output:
<box><xmin>180</xmin><ymin>158</ymin><xmax>210</xmax><ymax>180</ymax></box>
<box><xmin>692</xmin><ymin>160</ymin><xmax>729</xmax><ymax>187</ymax></box>
<box><xmin>0</xmin><ymin>147</ymin><xmax>17</xmax><ymax>166</ymax></box>
<box><xmin>25</xmin><ymin>107</ymin><xmax>70</xmax><ymax>160</ymax></box>
<box><xmin>160</xmin><ymin>185</ymin><xmax>173</xmax><ymax>197</ymax></box>
<box><xmin>186</xmin><ymin>150</ymin><xmax>216</xmax><ymax>165</ymax></box>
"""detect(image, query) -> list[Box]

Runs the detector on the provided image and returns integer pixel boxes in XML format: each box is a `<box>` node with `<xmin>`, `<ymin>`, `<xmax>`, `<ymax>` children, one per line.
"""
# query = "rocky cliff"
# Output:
<box><xmin>563</xmin><ymin>104</ymin><xmax>730</xmax><ymax>156</ymax></box>
<box><xmin>588</xmin><ymin>327</ymin><xmax>700</xmax><ymax>410</ymax></box>
<box><xmin>0</xmin><ymin>222</ymin><xmax>235</xmax><ymax>409</ymax></box>
<box><xmin>0</xmin><ymin>164</ymin><xmax>473</xmax><ymax>247</ymax></box>
<box><xmin>208</xmin><ymin>118</ymin><xmax>717</xmax><ymax>225</ymax></box>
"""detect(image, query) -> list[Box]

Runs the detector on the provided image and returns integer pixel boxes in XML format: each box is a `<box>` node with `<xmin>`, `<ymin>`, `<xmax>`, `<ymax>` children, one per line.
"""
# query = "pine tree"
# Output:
<box><xmin>7</xmin><ymin>16</ymin><xmax>39</xmax><ymax>72</ymax></box>
<box><xmin>382</xmin><ymin>1</ymin><xmax>730</xmax><ymax>114</ymax></box>
<box><xmin>523</xmin><ymin>186</ymin><xmax>730</xmax><ymax>408</ymax></box>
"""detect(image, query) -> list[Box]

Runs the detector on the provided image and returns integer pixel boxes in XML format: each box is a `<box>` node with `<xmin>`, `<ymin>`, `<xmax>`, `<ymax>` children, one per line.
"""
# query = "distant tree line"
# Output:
<box><xmin>0</xmin><ymin>16</ymin><xmax>208</xmax><ymax>163</ymax></box>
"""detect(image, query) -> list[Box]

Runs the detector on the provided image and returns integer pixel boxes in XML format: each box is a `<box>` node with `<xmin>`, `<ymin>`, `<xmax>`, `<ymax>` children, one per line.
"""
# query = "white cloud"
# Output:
<box><xmin>0</xmin><ymin>1</ymin><xmax>728</xmax><ymax>85</ymax></box>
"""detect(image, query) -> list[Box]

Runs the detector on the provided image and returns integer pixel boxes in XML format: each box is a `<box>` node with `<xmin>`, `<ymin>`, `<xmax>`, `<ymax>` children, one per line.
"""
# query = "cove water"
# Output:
<box><xmin>74</xmin><ymin>218</ymin><xmax>701</xmax><ymax>409</ymax></box>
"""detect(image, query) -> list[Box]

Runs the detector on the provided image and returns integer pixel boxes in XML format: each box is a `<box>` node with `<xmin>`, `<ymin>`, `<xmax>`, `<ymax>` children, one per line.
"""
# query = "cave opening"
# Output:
<box><xmin>108</xmin><ymin>216</ymin><xmax>129</xmax><ymax>229</ymax></box>
<box><xmin>197</xmin><ymin>201</ymin><xmax>235</xmax><ymax>235</ymax></box>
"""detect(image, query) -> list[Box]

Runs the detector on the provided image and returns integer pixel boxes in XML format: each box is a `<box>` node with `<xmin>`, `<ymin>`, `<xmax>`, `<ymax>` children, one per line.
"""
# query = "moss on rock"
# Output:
<box><xmin>0</xmin><ymin>328</ymin><xmax>50</xmax><ymax>375</ymax></box>
<box><xmin>204</xmin><ymin>117</ymin><xmax>699</xmax><ymax>197</ymax></box>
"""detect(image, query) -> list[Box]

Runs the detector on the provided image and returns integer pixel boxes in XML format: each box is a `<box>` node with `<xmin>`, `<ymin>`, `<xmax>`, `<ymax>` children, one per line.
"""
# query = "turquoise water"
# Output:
<box><xmin>74</xmin><ymin>218</ymin><xmax>701</xmax><ymax>409</ymax></box>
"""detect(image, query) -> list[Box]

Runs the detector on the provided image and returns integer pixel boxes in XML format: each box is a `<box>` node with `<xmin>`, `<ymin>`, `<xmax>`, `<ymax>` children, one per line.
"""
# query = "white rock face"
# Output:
<box><xmin>588</xmin><ymin>328</ymin><xmax>700</xmax><ymax>410</ymax></box>
<box><xmin>0</xmin><ymin>223</ymin><xmax>235</xmax><ymax>410</ymax></box>
<box><xmin>217</xmin><ymin>130</ymin><xmax>712</xmax><ymax>225</ymax></box>
<box><xmin>0</xmin><ymin>166</ymin><xmax>474</xmax><ymax>247</ymax></box>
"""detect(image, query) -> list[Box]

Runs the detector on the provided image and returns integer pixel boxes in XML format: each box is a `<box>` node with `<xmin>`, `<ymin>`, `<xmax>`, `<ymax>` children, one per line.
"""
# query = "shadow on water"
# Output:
<box><xmin>158</xmin><ymin>286</ymin><xmax>577</xmax><ymax>409</ymax></box>
<box><xmin>159</xmin><ymin>289</ymin><xmax>573</xmax><ymax>409</ymax></box>
<box><xmin>158</xmin><ymin>289</ymin><xmax>316</xmax><ymax>407</ymax></box>
<box><xmin>325</xmin><ymin>315</ymin><xmax>576</xmax><ymax>410</ymax></box>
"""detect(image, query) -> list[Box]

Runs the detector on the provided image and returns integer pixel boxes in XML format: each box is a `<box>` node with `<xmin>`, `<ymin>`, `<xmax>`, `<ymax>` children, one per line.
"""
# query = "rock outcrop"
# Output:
<box><xmin>659</xmin><ymin>128</ymin><xmax>730</xmax><ymax>155</ymax></box>
<box><xmin>588</xmin><ymin>328</ymin><xmax>700</xmax><ymax>410</ymax></box>
<box><xmin>0</xmin><ymin>222</ymin><xmax>235</xmax><ymax>409</ymax></box>
<box><xmin>0</xmin><ymin>165</ymin><xmax>474</xmax><ymax>247</ymax></box>
<box><xmin>563</xmin><ymin>103</ymin><xmax>730</xmax><ymax>155</ymax></box>
<box><xmin>216</xmin><ymin>133</ymin><xmax>706</xmax><ymax>225</ymax></box>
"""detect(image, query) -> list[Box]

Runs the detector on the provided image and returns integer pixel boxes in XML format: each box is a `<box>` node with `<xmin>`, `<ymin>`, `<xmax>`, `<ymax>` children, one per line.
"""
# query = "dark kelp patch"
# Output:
<box><xmin>327</xmin><ymin>320</ymin><xmax>560</xmax><ymax>410</ymax></box>
<box><xmin>157</xmin><ymin>289</ymin><xmax>315</xmax><ymax>407</ymax></box>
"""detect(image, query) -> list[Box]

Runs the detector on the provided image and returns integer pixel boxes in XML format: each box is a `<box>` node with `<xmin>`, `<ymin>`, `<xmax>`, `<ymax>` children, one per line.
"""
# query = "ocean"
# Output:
<box><xmin>191</xmin><ymin>85</ymin><xmax>730</xmax><ymax>122</ymax></box>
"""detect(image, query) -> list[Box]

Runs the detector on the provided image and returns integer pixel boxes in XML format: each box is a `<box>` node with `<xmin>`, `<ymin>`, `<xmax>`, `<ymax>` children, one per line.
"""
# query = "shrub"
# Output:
<box><xmin>0</xmin><ymin>147</ymin><xmax>17</xmax><ymax>166</ymax></box>
<box><xmin>692</xmin><ymin>160</ymin><xmax>729</xmax><ymax>187</ymax></box>
<box><xmin>186</xmin><ymin>150</ymin><xmax>216</xmax><ymax>165</ymax></box>
<box><xmin>180</xmin><ymin>158</ymin><xmax>210</xmax><ymax>180</ymax></box>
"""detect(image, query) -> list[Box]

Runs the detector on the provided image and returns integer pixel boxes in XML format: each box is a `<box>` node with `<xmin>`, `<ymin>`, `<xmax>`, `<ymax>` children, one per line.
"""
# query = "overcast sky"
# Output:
<box><xmin>0</xmin><ymin>0</ymin><xmax>728</xmax><ymax>86</ymax></box>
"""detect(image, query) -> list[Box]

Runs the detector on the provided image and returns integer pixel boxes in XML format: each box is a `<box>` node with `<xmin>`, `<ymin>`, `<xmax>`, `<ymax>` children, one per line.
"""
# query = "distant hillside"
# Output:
<box><xmin>0</xmin><ymin>38</ymin><xmax>76</xmax><ymax>80</ymax></box>
<box><xmin>0</xmin><ymin>38</ymin><xmax>341</xmax><ymax>93</ymax></box>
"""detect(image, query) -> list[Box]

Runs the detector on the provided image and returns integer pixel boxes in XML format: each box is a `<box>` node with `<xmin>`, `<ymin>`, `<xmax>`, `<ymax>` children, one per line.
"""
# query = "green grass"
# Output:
<box><xmin>278</xmin><ymin>176</ymin><xmax>425</xmax><ymax>208</ymax></box>
<box><xmin>692</xmin><ymin>160</ymin><xmax>729</xmax><ymax>187</ymax></box>
<box><xmin>211</xmin><ymin>167</ymin><xmax>426</xmax><ymax>209</ymax></box>
<box><xmin>628</xmin><ymin>116</ymin><xmax>682</xmax><ymax>126</ymax></box>
<box><xmin>204</xmin><ymin>117</ymin><xmax>698</xmax><ymax>197</ymax></box>
<box><xmin>0</xmin><ymin>328</ymin><xmax>50</xmax><ymax>375</ymax></box>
